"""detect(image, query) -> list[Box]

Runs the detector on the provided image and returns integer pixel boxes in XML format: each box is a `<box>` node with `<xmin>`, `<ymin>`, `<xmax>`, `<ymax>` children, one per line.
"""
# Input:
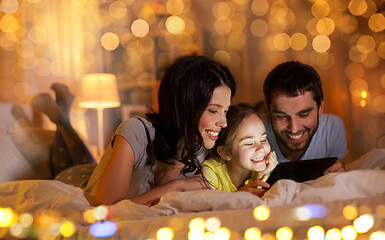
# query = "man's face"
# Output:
<box><xmin>268</xmin><ymin>91</ymin><xmax>324</xmax><ymax>160</ymax></box>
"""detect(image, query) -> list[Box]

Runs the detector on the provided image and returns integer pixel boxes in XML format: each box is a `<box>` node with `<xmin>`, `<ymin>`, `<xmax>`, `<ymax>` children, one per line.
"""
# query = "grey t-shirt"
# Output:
<box><xmin>84</xmin><ymin>117</ymin><xmax>208</xmax><ymax>198</ymax></box>
<box><xmin>262</xmin><ymin>113</ymin><xmax>348</xmax><ymax>163</ymax></box>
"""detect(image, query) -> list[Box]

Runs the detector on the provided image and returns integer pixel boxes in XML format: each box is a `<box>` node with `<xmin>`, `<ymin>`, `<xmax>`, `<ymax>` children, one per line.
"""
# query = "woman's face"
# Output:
<box><xmin>199</xmin><ymin>85</ymin><xmax>232</xmax><ymax>149</ymax></box>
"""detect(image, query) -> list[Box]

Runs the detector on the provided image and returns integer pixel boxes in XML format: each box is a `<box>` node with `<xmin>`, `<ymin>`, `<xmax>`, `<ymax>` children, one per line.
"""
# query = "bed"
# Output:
<box><xmin>0</xmin><ymin>102</ymin><xmax>384</xmax><ymax>239</ymax></box>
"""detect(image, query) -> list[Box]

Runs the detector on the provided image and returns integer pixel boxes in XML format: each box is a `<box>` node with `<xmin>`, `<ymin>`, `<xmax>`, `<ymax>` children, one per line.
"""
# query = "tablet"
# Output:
<box><xmin>265</xmin><ymin>157</ymin><xmax>338</xmax><ymax>186</ymax></box>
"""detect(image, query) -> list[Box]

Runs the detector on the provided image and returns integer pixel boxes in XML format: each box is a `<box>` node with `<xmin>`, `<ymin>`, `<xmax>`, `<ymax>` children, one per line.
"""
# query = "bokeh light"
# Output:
<box><xmin>166</xmin><ymin>16</ymin><xmax>185</xmax><ymax>34</ymax></box>
<box><xmin>254</xmin><ymin>206</ymin><xmax>270</xmax><ymax>221</ymax></box>
<box><xmin>131</xmin><ymin>19</ymin><xmax>149</xmax><ymax>38</ymax></box>
<box><xmin>325</xmin><ymin>228</ymin><xmax>342</xmax><ymax>240</ymax></box>
<box><xmin>276</xmin><ymin>226</ymin><xmax>293</xmax><ymax>240</ymax></box>
<box><xmin>101</xmin><ymin>32</ymin><xmax>120</xmax><ymax>51</ymax></box>
<box><xmin>312</xmin><ymin>35</ymin><xmax>331</xmax><ymax>53</ymax></box>
<box><xmin>343</xmin><ymin>205</ymin><xmax>358</xmax><ymax>220</ymax></box>
<box><xmin>156</xmin><ymin>227</ymin><xmax>174</xmax><ymax>240</ymax></box>
<box><xmin>244</xmin><ymin>227</ymin><xmax>262</xmax><ymax>240</ymax></box>
<box><xmin>341</xmin><ymin>225</ymin><xmax>357</xmax><ymax>240</ymax></box>
<box><xmin>307</xmin><ymin>225</ymin><xmax>325</xmax><ymax>240</ymax></box>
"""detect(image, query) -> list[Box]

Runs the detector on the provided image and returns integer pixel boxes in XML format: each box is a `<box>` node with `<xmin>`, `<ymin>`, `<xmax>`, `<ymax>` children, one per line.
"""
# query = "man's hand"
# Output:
<box><xmin>324</xmin><ymin>159</ymin><xmax>345</xmax><ymax>174</ymax></box>
<box><xmin>237</xmin><ymin>178</ymin><xmax>270</xmax><ymax>197</ymax></box>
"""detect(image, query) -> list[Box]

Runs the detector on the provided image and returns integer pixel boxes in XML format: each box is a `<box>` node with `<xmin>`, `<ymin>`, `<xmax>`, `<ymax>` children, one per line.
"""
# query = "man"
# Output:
<box><xmin>262</xmin><ymin>61</ymin><xmax>347</xmax><ymax>173</ymax></box>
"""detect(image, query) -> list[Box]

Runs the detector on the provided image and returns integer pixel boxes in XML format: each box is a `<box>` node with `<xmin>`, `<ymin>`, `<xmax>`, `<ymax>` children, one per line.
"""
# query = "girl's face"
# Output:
<box><xmin>199</xmin><ymin>85</ymin><xmax>232</xmax><ymax>149</ymax></box>
<box><xmin>229</xmin><ymin>114</ymin><xmax>271</xmax><ymax>173</ymax></box>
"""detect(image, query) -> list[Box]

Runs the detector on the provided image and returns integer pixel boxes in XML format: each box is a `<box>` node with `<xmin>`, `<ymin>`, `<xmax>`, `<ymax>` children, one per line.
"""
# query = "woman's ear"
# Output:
<box><xmin>217</xmin><ymin>146</ymin><xmax>232</xmax><ymax>161</ymax></box>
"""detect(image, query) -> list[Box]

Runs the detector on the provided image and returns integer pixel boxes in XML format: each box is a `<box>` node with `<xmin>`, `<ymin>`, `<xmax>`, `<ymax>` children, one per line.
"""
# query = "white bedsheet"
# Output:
<box><xmin>0</xmin><ymin>148</ymin><xmax>384</xmax><ymax>239</ymax></box>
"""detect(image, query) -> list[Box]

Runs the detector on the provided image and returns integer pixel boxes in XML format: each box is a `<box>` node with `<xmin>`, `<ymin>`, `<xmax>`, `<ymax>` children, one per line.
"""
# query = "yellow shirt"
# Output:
<box><xmin>201</xmin><ymin>158</ymin><xmax>256</xmax><ymax>192</ymax></box>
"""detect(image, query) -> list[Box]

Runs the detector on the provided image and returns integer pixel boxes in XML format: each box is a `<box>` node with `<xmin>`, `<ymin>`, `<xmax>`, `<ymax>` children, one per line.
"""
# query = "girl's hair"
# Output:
<box><xmin>211</xmin><ymin>103</ymin><xmax>259</xmax><ymax>159</ymax></box>
<box><xmin>147</xmin><ymin>55</ymin><xmax>236</xmax><ymax>175</ymax></box>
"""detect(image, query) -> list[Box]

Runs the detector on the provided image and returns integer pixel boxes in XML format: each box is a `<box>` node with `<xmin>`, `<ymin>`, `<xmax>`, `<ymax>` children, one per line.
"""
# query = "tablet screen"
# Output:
<box><xmin>265</xmin><ymin>157</ymin><xmax>338</xmax><ymax>186</ymax></box>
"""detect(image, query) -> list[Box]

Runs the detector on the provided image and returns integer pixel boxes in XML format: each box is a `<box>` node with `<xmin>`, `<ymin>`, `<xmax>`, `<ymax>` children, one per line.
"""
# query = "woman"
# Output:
<box><xmin>84</xmin><ymin>55</ymin><xmax>237</xmax><ymax>206</ymax></box>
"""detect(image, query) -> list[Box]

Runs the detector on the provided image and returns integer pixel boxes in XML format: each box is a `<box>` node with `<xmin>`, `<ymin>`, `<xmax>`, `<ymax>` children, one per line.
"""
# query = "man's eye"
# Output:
<box><xmin>299</xmin><ymin>113</ymin><xmax>310</xmax><ymax>118</ymax></box>
<box><xmin>275</xmin><ymin>115</ymin><xmax>287</xmax><ymax>119</ymax></box>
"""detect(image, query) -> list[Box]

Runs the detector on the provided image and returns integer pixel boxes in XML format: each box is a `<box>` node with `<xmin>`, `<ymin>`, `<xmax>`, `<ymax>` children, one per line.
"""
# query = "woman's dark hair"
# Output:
<box><xmin>263</xmin><ymin>61</ymin><xmax>324</xmax><ymax>109</ymax></box>
<box><xmin>211</xmin><ymin>103</ymin><xmax>259</xmax><ymax>159</ymax></box>
<box><xmin>147</xmin><ymin>55</ymin><xmax>236</xmax><ymax>175</ymax></box>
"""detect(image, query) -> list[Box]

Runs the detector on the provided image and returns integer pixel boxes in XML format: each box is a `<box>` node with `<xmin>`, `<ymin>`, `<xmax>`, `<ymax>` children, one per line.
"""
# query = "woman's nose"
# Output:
<box><xmin>216</xmin><ymin>113</ymin><xmax>227</xmax><ymax>128</ymax></box>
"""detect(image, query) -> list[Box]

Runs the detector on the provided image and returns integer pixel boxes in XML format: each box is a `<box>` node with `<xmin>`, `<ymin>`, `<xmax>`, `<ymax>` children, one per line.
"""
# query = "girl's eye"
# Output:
<box><xmin>261</xmin><ymin>139</ymin><xmax>267</xmax><ymax>143</ymax></box>
<box><xmin>245</xmin><ymin>143</ymin><xmax>253</xmax><ymax>146</ymax></box>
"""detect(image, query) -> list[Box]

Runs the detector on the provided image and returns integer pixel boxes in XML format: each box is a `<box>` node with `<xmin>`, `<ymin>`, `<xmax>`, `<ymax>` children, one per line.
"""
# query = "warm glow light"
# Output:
<box><xmin>377</xmin><ymin>42</ymin><xmax>385</xmax><ymax>60</ymax></box>
<box><xmin>0</xmin><ymin>14</ymin><xmax>18</xmax><ymax>33</ymax></box>
<box><xmin>109</xmin><ymin>1</ymin><xmax>127</xmax><ymax>19</ymax></box>
<box><xmin>350</xmin><ymin>79</ymin><xmax>368</xmax><ymax>97</ymax></box>
<box><xmin>79</xmin><ymin>73</ymin><xmax>120</xmax><ymax>110</ymax></box>
<box><xmin>205</xmin><ymin>217</ymin><xmax>221</xmax><ymax>232</ymax></box>
<box><xmin>349</xmin><ymin>46</ymin><xmax>367</xmax><ymax>63</ymax></box>
<box><xmin>214</xmin><ymin>227</ymin><xmax>231</xmax><ymax>240</ymax></box>
<box><xmin>341</xmin><ymin>225</ymin><xmax>357</xmax><ymax>240</ymax></box>
<box><xmin>166</xmin><ymin>0</ymin><xmax>184</xmax><ymax>15</ymax></box>
<box><xmin>156</xmin><ymin>227</ymin><xmax>174</xmax><ymax>240</ymax></box>
<box><xmin>60</xmin><ymin>220</ymin><xmax>76</xmax><ymax>237</ymax></box>
<box><xmin>357</xmin><ymin>35</ymin><xmax>376</xmax><ymax>54</ymax></box>
<box><xmin>325</xmin><ymin>228</ymin><xmax>341</xmax><ymax>240</ymax></box>
<box><xmin>189</xmin><ymin>218</ymin><xmax>206</xmax><ymax>231</ymax></box>
<box><xmin>131</xmin><ymin>19</ymin><xmax>149</xmax><ymax>38</ymax></box>
<box><xmin>0</xmin><ymin>0</ymin><xmax>19</xmax><ymax>14</ymax></box>
<box><xmin>101</xmin><ymin>32</ymin><xmax>120</xmax><ymax>51</ymax></box>
<box><xmin>254</xmin><ymin>206</ymin><xmax>270</xmax><ymax>221</ymax></box>
<box><xmin>245</xmin><ymin>227</ymin><xmax>262</xmax><ymax>240</ymax></box>
<box><xmin>276</xmin><ymin>227</ymin><xmax>293</xmax><ymax>240</ymax></box>
<box><xmin>371</xmin><ymin>231</ymin><xmax>385</xmax><ymax>240</ymax></box>
<box><xmin>251</xmin><ymin>0</ymin><xmax>269</xmax><ymax>16</ymax></box>
<box><xmin>353</xmin><ymin>214</ymin><xmax>374</xmax><ymax>233</ymax></box>
<box><xmin>166</xmin><ymin>16</ymin><xmax>185</xmax><ymax>34</ymax></box>
<box><xmin>312</xmin><ymin>35</ymin><xmax>331</xmax><ymax>53</ymax></box>
<box><xmin>368</xmin><ymin>13</ymin><xmax>385</xmax><ymax>32</ymax></box>
<box><xmin>0</xmin><ymin>208</ymin><xmax>15</xmax><ymax>227</ymax></box>
<box><xmin>19</xmin><ymin>213</ymin><xmax>34</xmax><ymax>228</ymax></box>
<box><xmin>250</xmin><ymin>19</ymin><xmax>268</xmax><ymax>37</ymax></box>
<box><xmin>188</xmin><ymin>229</ymin><xmax>204</xmax><ymax>240</ymax></box>
<box><xmin>343</xmin><ymin>205</ymin><xmax>358</xmax><ymax>220</ymax></box>
<box><xmin>311</xmin><ymin>0</ymin><xmax>330</xmax><ymax>18</ymax></box>
<box><xmin>273</xmin><ymin>33</ymin><xmax>290</xmax><ymax>51</ymax></box>
<box><xmin>307</xmin><ymin>225</ymin><xmax>325</xmax><ymax>240</ymax></box>
<box><xmin>213</xmin><ymin>2</ymin><xmax>232</xmax><ymax>19</ymax></box>
<box><xmin>361</xmin><ymin>91</ymin><xmax>367</xmax><ymax>99</ymax></box>
<box><xmin>290</xmin><ymin>33</ymin><xmax>307</xmax><ymax>51</ymax></box>
<box><xmin>348</xmin><ymin>0</ymin><xmax>367</xmax><ymax>16</ymax></box>
<box><xmin>316</xmin><ymin>18</ymin><xmax>335</xmax><ymax>35</ymax></box>
<box><xmin>361</xmin><ymin>100</ymin><xmax>366</xmax><ymax>107</ymax></box>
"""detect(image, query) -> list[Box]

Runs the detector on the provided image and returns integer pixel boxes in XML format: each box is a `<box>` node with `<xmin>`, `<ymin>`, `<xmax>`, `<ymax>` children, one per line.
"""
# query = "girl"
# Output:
<box><xmin>202</xmin><ymin>103</ymin><xmax>278</xmax><ymax>197</ymax></box>
<box><xmin>83</xmin><ymin>55</ymin><xmax>237</xmax><ymax>206</ymax></box>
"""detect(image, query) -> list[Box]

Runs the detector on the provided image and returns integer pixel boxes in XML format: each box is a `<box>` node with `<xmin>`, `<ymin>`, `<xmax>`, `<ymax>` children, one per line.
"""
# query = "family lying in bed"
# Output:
<box><xmin>32</xmin><ymin>56</ymin><xmax>347</xmax><ymax>207</ymax></box>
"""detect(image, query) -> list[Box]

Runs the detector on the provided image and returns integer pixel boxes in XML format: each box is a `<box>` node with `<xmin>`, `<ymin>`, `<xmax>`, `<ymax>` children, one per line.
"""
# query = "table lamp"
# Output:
<box><xmin>78</xmin><ymin>73</ymin><xmax>120</xmax><ymax>156</ymax></box>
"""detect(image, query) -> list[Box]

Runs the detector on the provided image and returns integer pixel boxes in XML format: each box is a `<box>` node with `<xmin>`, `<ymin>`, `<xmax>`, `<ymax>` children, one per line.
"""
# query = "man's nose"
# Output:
<box><xmin>288</xmin><ymin>117</ymin><xmax>300</xmax><ymax>133</ymax></box>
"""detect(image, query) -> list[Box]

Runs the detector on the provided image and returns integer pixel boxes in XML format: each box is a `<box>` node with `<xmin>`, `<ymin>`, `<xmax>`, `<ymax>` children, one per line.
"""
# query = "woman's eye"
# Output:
<box><xmin>208</xmin><ymin>110</ymin><xmax>218</xmax><ymax>114</ymax></box>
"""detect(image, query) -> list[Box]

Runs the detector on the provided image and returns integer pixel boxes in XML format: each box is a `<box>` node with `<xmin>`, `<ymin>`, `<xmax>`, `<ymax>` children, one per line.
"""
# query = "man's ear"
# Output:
<box><xmin>217</xmin><ymin>146</ymin><xmax>232</xmax><ymax>161</ymax></box>
<box><xmin>318</xmin><ymin>100</ymin><xmax>324</xmax><ymax>115</ymax></box>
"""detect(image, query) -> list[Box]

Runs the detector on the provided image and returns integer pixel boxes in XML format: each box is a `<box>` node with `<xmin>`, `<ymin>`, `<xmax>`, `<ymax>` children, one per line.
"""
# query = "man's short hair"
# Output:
<box><xmin>263</xmin><ymin>61</ymin><xmax>324</xmax><ymax>108</ymax></box>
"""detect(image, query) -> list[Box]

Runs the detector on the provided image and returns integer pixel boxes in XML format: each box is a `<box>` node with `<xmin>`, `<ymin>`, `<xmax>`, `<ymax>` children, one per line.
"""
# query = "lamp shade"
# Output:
<box><xmin>79</xmin><ymin>73</ymin><xmax>120</xmax><ymax>109</ymax></box>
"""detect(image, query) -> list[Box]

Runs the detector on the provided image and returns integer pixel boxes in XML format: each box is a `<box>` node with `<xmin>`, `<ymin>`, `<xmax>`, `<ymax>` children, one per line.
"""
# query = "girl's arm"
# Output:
<box><xmin>95</xmin><ymin>135</ymin><xmax>135</xmax><ymax>205</ymax></box>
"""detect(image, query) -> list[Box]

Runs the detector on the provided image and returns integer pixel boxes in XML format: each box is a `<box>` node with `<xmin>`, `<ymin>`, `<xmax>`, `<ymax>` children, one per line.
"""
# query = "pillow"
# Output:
<box><xmin>7</xmin><ymin>125</ymin><xmax>54</xmax><ymax>180</ymax></box>
<box><xmin>0</xmin><ymin>127</ymin><xmax>39</xmax><ymax>182</ymax></box>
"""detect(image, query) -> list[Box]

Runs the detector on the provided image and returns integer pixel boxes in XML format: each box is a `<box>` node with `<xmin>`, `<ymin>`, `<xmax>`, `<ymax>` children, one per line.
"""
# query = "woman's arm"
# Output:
<box><xmin>128</xmin><ymin>174</ymin><xmax>208</xmax><ymax>206</ymax></box>
<box><xmin>95</xmin><ymin>135</ymin><xmax>135</xmax><ymax>205</ymax></box>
